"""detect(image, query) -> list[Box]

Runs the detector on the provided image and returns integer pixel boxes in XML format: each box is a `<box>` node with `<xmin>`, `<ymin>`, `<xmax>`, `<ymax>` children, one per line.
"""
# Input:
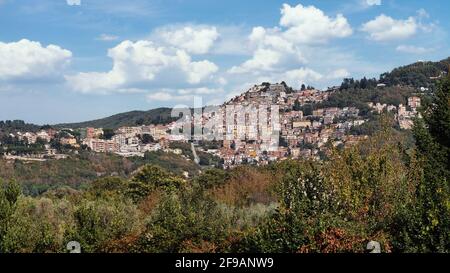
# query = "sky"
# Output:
<box><xmin>0</xmin><ymin>0</ymin><xmax>449</xmax><ymax>124</ymax></box>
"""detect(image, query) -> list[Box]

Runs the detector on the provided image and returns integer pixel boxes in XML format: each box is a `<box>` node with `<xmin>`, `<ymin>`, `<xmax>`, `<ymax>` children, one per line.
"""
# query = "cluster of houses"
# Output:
<box><xmin>2</xmin><ymin>128</ymin><xmax>69</xmax><ymax>161</ymax></box>
<box><xmin>197</xmin><ymin>84</ymin><xmax>370</xmax><ymax>167</ymax></box>
<box><xmin>81</xmin><ymin>125</ymin><xmax>173</xmax><ymax>157</ymax></box>
<box><xmin>2</xmin><ymin>83</ymin><xmax>422</xmax><ymax>168</ymax></box>
<box><xmin>368</xmin><ymin>96</ymin><xmax>421</xmax><ymax>130</ymax></box>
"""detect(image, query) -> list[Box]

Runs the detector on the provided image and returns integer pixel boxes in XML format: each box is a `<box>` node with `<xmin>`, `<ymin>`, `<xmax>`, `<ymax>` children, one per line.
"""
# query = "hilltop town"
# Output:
<box><xmin>0</xmin><ymin>82</ymin><xmax>422</xmax><ymax>169</ymax></box>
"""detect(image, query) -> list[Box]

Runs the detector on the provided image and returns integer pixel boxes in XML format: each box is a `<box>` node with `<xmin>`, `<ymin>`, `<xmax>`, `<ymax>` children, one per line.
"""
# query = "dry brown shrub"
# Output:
<box><xmin>180</xmin><ymin>240</ymin><xmax>218</xmax><ymax>253</ymax></box>
<box><xmin>298</xmin><ymin>228</ymin><xmax>366</xmax><ymax>253</ymax></box>
<box><xmin>210</xmin><ymin>167</ymin><xmax>277</xmax><ymax>207</ymax></box>
<box><xmin>100</xmin><ymin>232</ymin><xmax>142</xmax><ymax>253</ymax></box>
<box><xmin>138</xmin><ymin>191</ymin><xmax>162</xmax><ymax>215</ymax></box>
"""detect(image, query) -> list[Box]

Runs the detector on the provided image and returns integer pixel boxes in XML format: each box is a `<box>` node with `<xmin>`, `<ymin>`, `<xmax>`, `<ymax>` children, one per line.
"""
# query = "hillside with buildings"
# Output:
<box><xmin>0</xmin><ymin>57</ymin><xmax>449</xmax><ymax>254</ymax></box>
<box><xmin>2</xmin><ymin>57</ymin><xmax>443</xmax><ymax>168</ymax></box>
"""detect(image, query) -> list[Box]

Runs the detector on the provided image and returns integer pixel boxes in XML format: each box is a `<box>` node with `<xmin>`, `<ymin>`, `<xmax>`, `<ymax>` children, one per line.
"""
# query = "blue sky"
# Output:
<box><xmin>0</xmin><ymin>0</ymin><xmax>449</xmax><ymax>124</ymax></box>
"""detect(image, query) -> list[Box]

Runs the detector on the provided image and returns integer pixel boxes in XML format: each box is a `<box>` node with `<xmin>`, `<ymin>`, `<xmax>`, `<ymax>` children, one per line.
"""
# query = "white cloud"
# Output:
<box><xmin>396</xmin><ymin>45</ymin><xmax>431</xmax><ymax>54</ymax></box>
<box><xmin>177</xmin><ymin>87</ymin><xmax>223</xmax><ymax>95</ymax></box>
<box><xmin>249</xmin><ymin>27</ymin><xmax>297</xmax><ymax>53</ymax></box>
<box><xmin>154</xmin><ymin>25</ymin><xmax>219</xmax><ymax>54</ymax></box>
<box><xmin>0</xmin><ymin>39</ymin><xmax>72</xmax><ymax>81</ymax></box>
<box><xmin>228</xmin><ymin>4</ymin><xmax>351</xmax><ymax>75</ymax></box>
<box><xmin>147</xmin><ymin>92</ymin><xmax>184</xmax><ymax>102</ymax></box>
<box><xmin>361</xmin><ymin>14</ymin><xmax>418</xmax><ymax>41</ymax></box>
<box><xmin>228</xmin><ymin>26</ymin><xmax>306</xmax><ymax>74</ymax></box>
<box><xmin>283</xmin><ymin>68</ymin><xmax>323</xmax><ymax>85</ymax></box>
<box><xmin>66</xmin><ymin>0</ymin><xmax>81</xmax><ymax>6</ymax></box>
<box><xmin>280</xmin><ymin>3</ymin><xmax>353</xmax><ymax>44</ymax></box>
<box><xmin>66</xmin><ymin>40</ymin><xmax>218</xmax><ymax>94</ymax></box>
<box><xmin>146</xmin><ymin>87</ymin><xmax>224</xmax><ymax>103</ymax></box>
<box><xmin>327</xmin><ymin>68</ymin><xmax>350</xmax><ymax>79</ymax></box>
<box><xmin>211</xmin><ymin>25</ymin><xmax>252</xmax><ymax>55</ymax></box>
<box><xmin>228</xmin><ymin>48</ymin><xmax>284</xmax><ymax>74</ymax></box>
<box><xmin>96</xmin><ymin>34</ymin><xmax>119</xmax><ymax>41</ymax></box>
<box><xmin>366</xmin><ymin>0</ymin><xmax>381</xmax><ymax>6</ymax></box>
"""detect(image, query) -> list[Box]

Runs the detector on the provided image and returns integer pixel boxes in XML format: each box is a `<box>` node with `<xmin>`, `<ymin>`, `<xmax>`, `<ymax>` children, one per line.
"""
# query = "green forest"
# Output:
<box><xmin>0</xmin><ymin>77</ymin><xmax>448</xmax><ymax>253</ymax></box>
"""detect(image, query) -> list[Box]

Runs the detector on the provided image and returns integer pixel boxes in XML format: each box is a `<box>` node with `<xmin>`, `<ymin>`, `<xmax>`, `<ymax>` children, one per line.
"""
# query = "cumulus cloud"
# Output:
<box><xmin>283</xmin><ymin>68</ymin><xmax>323</xmax><ymax>85</ymax></box>
<box><xmin>396</xmin><ymin>45</ymin><xmax>431</xmax><ymax>54</ymax></box>
<box><xmin>229</xmin><ymin>48</ymin><xmax>285</xmax><ymax>74</ymax></box>
<box><xmin>229</xmin><ymin>4</ymin><xmax>351</xmax><ymax>75</ymax></box>
<box><xmin>66</xmin><ymin>40</ymin><xmax>218</xmax><ymax>94</ymax></box>
<box><xmin>327</xmin><ymin>68</ymin><xmax>350</xmax><ymax>79</ymax></box>
<box><xmin>248</xmin><ymin>27</ymin><xmax>295</xmax><ymax>55</ymax></box>
<box><xmin>361</xmin><ymin>14</ymin><xmax>418</xmax><ymax>41</ymax></box>
<box><xmin>211</xmin><ymin>26</ymin><xmax>252</xmax><ymax>55</ymax></box>
<box><xmin>0</xmin><ymin>39</ymin><xmax>72</xmax><ymax>81</ymax></box>
<box><xmin>229</xmin><ymin>26</ymin><xmax>308</xmax><ymax>74</ymax></box>
<box><xmin>280</xmin><ymin>3</ymin><xmax>353</xmax><ymax>44</ymax></box>
<box><xmin>66</xmin><ymin>0</ymin><xmax>81</xmax><ymax>6</ymax></box>
<box><xmin>153</xmin><ymin>25</ymin><xmax>219</xmax><ymax>54</ymax></box>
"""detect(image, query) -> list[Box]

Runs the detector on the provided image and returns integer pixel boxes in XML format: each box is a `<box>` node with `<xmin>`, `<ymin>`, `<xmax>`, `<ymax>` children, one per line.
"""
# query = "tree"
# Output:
<box><xmin>127</xmin><ymin>164</ymin><xmax>185</xmax><ymax>202</ymax></box>
<box><xmin>102</xmin><ymin>129</ymin><xmax>115</xmax><ymax>140</ymax></box>
<box><xmin>140</xmin><ymin>134</ymin><xmax>154</xmax><ymax>144</ymax></box>
<box><xmin>403</xmin><ymin>76</ymin><xmax>450</xmax><ymax>252</ymax></box>
<box><xmin>135</xmin><ymin>118</ymin><xmax>145</xmax><ymax>126</ymax></box>
<box><xmin>136</xmin><ymin>187</ymin><xmax>229</xmax><ymax>253</ymax></box>
<box><xmin>1</xmin><ymin>197</ymin><xmax>69</xmax><ymax>253</ymax></box>
<box><xmin>88</xmin><ymin>177</ymin><xmax>128</xmax><ymax>198</ymax></box>
<box><xmin>0</xmin><ymin>180</ymin><xmax>21</xmax><ymax>252</ymax></box>
<box><xmin>194</xmin><ymin>169</ymin><xmax>229</xmax><ymax>189</ymax></box>
<box><xmin>238</xmin><ymin>161</ymin><xmax>342</xmax><ymax>253</ymax></box>
<box><xmin>293</xmin><ymin>99</ymin><xmax>301</xmax><ymax>111</ymax></box>
<box><xmin>301</xmin><ymin>104</ymin><xmax>313</xmax><ymax>116</ymax></box>
<box><xmin>360</xmin><ymin>77</ymin><xmax>368</xmax><ymax>89</ymax></box>
<box><xmin>67</xmin><ymin>197</ymin><xmax>142</xmax><ymax>253</ymax></box>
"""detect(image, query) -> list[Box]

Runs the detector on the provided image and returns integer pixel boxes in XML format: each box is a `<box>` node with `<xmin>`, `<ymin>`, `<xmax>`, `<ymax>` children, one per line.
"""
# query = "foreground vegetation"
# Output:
<box><xmin>0</xmin><ymin>78</ymin><xmax>448</xmax><ymax>253</ymax></box>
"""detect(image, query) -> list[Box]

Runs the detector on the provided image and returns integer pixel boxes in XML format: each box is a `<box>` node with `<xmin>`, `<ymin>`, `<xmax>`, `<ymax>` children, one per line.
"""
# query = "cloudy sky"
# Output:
<box><xmin>0</xmin><ymin>0</ymin><xmax>449</xmax><ymax>124</ymax></box>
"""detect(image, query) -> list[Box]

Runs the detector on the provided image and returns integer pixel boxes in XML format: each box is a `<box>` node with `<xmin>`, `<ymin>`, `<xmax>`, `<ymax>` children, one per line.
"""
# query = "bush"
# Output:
<box><xmin>1</xmin><ymin>197</ymin><xmax>73</xmax><ymax>253</ymax></box>
<box><xmin>66</xmin><ymin>196</ymin><xmax>142</xmax><ymax>253</ymax></box>
<box><xmin>127</xmin><ymin>164</ymin><xmax>185</xmax><ymax>202</ymax></box>
<box><xmin>136</xmin><ymin>187</ymin><xmax>230</xmax><ymax>253</ymax></box>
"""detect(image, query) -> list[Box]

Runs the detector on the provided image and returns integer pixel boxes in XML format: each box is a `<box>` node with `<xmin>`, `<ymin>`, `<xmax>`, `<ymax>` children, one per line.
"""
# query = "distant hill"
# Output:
<box><xmin>55</xmin><ymin>107</ymin><xmax>176</xmax><ymax>129</ymax></box>
<box><xmin>0</xmin><ymin>120</ymin><xmax>41</xmax><ymax>131</ymax></box>
<box><xmin>0</xmin><ymin>120</ymin><xmax>43</xmax><ymax>136</ymax></box>
<box><xmin>315</xmin><ymin>56</ymin><xmax>450</xmax><ymax>113</ymax></box>
<box><xmin>380</xmin><ymin>57</ymin><xmax>449</xmax><ymax>89</ymax></box>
